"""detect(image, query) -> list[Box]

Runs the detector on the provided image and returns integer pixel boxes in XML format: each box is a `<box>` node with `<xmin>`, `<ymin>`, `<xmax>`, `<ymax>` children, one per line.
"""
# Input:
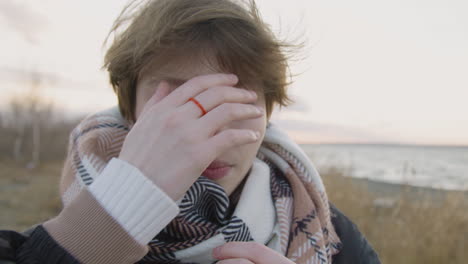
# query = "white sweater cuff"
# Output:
<box><xmin>88</xmin><ymin>158</ymin><xmax>180</xmax><ymax>245</ymax></box>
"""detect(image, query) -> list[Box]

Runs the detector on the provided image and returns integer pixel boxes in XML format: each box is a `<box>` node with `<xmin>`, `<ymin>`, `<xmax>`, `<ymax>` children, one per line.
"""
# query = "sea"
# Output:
<box><xmin>300</xmin><ymin>144</ymin><xmax>468</xmax><ymax>191</ymax></box>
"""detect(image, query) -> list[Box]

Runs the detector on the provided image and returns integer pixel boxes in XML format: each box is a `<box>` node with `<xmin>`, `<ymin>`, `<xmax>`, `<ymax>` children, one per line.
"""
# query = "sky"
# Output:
<box><xmin>1</xmin><ymin>0</ymin><xmax>467</xmax><ymax>146</ymax></box>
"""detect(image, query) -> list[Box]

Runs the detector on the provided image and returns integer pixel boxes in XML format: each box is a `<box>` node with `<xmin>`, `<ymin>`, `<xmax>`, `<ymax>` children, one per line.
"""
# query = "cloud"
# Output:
<box><xmin>0</xmin><ymin>66</ymin><xmax>101</xmax><ymax>92</ymax></box>
<box><xmin>270</xmin><ymin>117</ymin><xmax>398</xmax><ymax>144</ymax></box>
<box><xmin>0</xmin><ymin>0</ymin><xmax>48</xmax><ymax>44</ymax></box>
<box><xmin>0</xmin><ymin>66</ymin><xmax>61</xmax><ymax>85</ymax></box>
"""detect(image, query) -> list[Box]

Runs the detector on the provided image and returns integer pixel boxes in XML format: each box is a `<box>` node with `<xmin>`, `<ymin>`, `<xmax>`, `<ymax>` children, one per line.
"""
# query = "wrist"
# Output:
<box><xmin>88</xmin><ymin>158</ymin><xmax>180</xmax><ymax>244</ymax></box>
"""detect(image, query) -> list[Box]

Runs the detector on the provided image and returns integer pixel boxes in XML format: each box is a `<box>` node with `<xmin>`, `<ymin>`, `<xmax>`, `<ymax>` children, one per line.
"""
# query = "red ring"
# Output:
<box><xmin>188</xmin><ymin>97</ymin><xmax>207</xmax><ymax>116</ymax></box>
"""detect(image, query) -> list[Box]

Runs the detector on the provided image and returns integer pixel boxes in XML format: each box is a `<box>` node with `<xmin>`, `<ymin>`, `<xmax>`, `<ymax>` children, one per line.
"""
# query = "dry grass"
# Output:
<box><xmin>321</xmin><ymin>166</ymin><xmax>468</xmax><ymax>264</ymax></box>
<box><xmin>0</xmin><ymin>160</ymin><xmax>62</xmax><ymax>231</ymax></box>
<box><xmin>1</xmin><ymin>161</ymin><xmax>467</xmax><ymax>263</ymax></box>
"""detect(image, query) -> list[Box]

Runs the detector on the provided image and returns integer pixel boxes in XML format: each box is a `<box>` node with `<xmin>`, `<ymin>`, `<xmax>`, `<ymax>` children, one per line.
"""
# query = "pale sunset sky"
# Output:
<box><xmin>1</xmin><ymin>0</ymin><xmax>467</xmax><ymax>146</ymax></box>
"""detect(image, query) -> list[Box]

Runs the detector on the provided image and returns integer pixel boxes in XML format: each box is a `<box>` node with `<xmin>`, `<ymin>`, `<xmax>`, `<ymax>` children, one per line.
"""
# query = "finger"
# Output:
<box><xmin>202</xmin><ymin>129</ymin><xmax>260</xmax><ymax>160</ymax></box>
<box><xmin>179</xmin><ymin>86</ymin><xmax>257</xmax><ymax>119</ymax></box>
<box><xmin>213</xmin><ymin>242</ymin><xmax>293</xmax><ymax>264</ymax></box>
<box><xmin>140</xmin><ymin>81</ymin><xmax>172</xmax><ymax>117</ymax></box>
<box><xmin>165</xmin><ymin>73</ymin><xmax>238</xmax><ymax>107</ymax></box>
<box><xmin>217</xmin><ymin>258</ymin><xmax>254</xmax><ymax>264</ymax></box>
<box><xmin>198</xmin><ymin>103</ymin><xmax>264</xmax><ymax>135</ymax></box>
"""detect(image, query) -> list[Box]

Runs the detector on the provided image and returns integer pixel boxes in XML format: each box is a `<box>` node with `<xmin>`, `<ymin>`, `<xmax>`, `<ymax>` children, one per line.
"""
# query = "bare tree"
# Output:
<box><xmin>0</xmin><ymin>71</ymin><xmax>83</xmax><ymax>165</ymax></box>
<box><xmin>29</xmin><ymin>72</ymin><xmax>42</xmax><ymax>168</ymax></box>
<box><xmin>10</xmin><ymin>97</ymin><xmax>27</xmax><ymax>163</ymax></box>
<box><xmin>3</xmin><ymin>71</ymin><xmax>53</xmax><ymax>167</ymax></box>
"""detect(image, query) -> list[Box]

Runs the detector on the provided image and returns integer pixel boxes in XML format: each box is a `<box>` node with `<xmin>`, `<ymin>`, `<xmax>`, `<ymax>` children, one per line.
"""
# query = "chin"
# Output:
<box><xmin>217</xmin><ymin>167</ymin><xmax>249</xmax><ymax>195</ymax></box>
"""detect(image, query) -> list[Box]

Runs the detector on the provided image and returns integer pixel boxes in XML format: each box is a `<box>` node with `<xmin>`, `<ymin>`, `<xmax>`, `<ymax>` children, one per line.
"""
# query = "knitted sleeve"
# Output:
<box><xmin>41</xmin><ymin>158</ymin><xmax>180</xmax><ymax>263</ymax></box>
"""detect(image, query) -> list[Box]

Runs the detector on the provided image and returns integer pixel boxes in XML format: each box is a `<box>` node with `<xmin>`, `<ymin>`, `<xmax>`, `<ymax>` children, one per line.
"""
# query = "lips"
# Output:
<box><xmin>202</xmin><ymin>160</ymin><xmax>232</xmax><ymax>180</ymax></box>
<box><xmin>206</xmin><ymin>160</ymin><xmax>231</xmax><ymax>169</ymax></box>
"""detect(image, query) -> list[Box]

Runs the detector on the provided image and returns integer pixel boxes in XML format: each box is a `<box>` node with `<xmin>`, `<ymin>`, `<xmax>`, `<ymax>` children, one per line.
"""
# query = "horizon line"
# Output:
<box><xmin>298</xmin><ymin>141</ymin><xmax>468</xmax><ymax>148</ymax></box>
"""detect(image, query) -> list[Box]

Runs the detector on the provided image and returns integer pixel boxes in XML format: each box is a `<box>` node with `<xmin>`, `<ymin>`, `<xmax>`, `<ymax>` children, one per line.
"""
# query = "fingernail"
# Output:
<box><xmin>212</xmin><ymin>246</ymin><xmax>222</xmax><ymax>259</ymax></box>
<box><xmin>228</xmin><ymin>74</ymin><xmax>238</xmax><ymax>82</ymax></box>
<box><xmin>255</xmin><ymin>131</ymin><xmax>261</xmax><ymax>139</ymax></box>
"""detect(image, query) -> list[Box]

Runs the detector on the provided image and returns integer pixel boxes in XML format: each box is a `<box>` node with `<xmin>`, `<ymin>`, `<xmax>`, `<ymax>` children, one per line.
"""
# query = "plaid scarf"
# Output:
<box><xmin>61</xmin><ymin>107</ymin><xmax>341</xmax><ymax>263</ymax></box>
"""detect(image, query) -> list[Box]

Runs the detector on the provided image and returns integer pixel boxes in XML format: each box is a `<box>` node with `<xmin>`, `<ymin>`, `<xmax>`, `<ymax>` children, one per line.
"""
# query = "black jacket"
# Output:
<box><xmin>0</xmin><ymin>204</ymin><xmax>380</xmax><ymax>264</ymax></box>
<box><xmin>329</xmin><ymin>204</ymin><xmax>381</xmax><ymax>263</ymax></box>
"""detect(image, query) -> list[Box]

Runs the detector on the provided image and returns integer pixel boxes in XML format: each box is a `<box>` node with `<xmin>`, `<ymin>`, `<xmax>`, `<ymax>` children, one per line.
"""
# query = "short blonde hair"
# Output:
<box><xmin>104</xmin><ymin>0</ymin><xmax>294</xmax><ymax>121</ymax></box>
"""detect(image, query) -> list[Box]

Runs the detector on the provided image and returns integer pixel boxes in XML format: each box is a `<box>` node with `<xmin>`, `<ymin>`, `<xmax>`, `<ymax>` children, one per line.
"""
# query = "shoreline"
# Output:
<box><xmin>342</xmin><ymin>176</ymin><xmax>468</xmax><ymax>202</ymax></box>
